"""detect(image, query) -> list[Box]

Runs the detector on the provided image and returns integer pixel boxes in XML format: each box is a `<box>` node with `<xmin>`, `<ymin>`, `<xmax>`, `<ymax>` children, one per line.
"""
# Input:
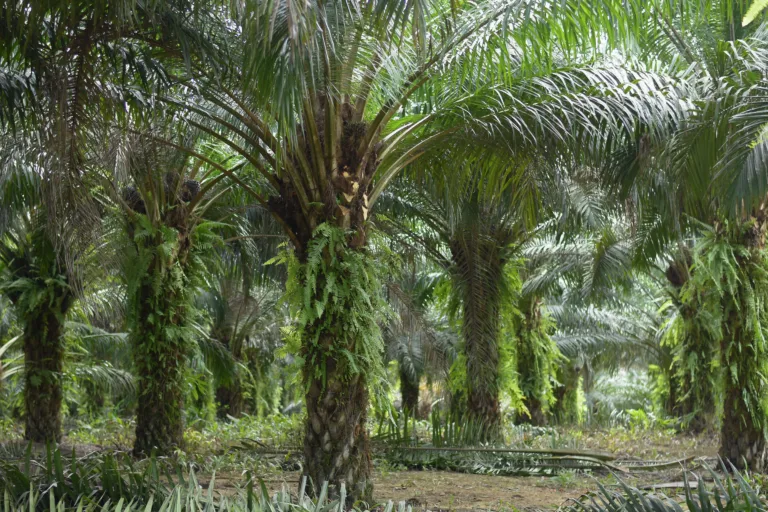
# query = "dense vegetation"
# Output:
<box><xmin>5</xmin><ymin>0</ymin><xmax>768</xmax><ymax>509</ymax></box>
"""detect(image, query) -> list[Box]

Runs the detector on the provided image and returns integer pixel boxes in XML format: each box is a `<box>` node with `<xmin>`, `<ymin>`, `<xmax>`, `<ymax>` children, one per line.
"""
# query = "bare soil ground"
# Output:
<box><xmin>374</xmin><ymin>470</ymin><xmax>590</xmax><ymax>510</ymax></box>
<box><xmin>220</xmin><ymin>469</ymin><xmax>592</xmax><ymax>510</ymax></box>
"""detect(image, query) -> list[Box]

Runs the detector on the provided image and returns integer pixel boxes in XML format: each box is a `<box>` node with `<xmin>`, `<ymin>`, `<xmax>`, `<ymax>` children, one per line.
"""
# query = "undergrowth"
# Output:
<box><xmin>0</xmin><ymin>445</ymin><xmax>764</xmax><ymax>512</ymax></box>
<box><xmin>0</xmin><ymin>444</ymin><xmax>403</xmax><ymax>511</ymax></box>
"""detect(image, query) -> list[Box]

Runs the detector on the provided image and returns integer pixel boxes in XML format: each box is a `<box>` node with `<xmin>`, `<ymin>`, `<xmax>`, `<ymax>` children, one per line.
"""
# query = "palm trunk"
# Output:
<box><xmin>23</xmin><ymin>307</ymin><xmax>67</xmax><ymax>443</ymax></box>
<box><xmin>666</xmin><ymin>256</ymin><xmax>717</xmax><ymax>433</ymax></box>
<box><xmin>216</xmin><ymin>380</ymin><xmax>244</xmax><ymax>419</ymax></box>
<box><xmin>83</xmin><ymin>380</ymin><xmax>106</xmax><ymax>417</ymax></box>
<box><xmin>720</xmin><ymin>295</ymin><xmax>766</xmax><ymax>470</ymax></box>
<box><xmin>720</xmin><ymin>384</ymin><xmax>765</xmax><ymax>470</ymax></box>
<box><xmin>717</xmin><ymin>217</ymin><xmax>768</xmax><ymax>471</ymax></box>
<box><xmin>517</xmin><ymin>298</ymin><xmax>554</xmax><ymax>427</ymax></box>
<box><xmin>216</xmin><ymin>336</ymin><xmax>244</xmax><ymax>419</ymax></box>
<box><xmin>665</xmin><ymin>373</ymin><xmax>680</xmax><ymax>417</ymax></box>
<box><xmin>450</xmin><ymin>238</ymin><xmax>503</xmax><ymax>438</ymax></box>
<box><xmin>304</xmin><ymin>361</ymin><xmax>372</xmax><ymax>504</ymax></box>
<box><xmin>130</xmin><ymin>234</ymin><xmax>192</xmax><ymax>456</ymax></box>
<box><xmin>464</xmin><ymin>306</ymin><xmax>501</xmax><ymax>435</ymax></box>
<box><xmin>399</xmin><ymin>368</ymin><xmax>419</xmax><ymax>416</ymax></box>
<box><xmin>677</xmin><ymin>324</ymin><xmax>716</xmax><ymax>433</ymax></box>
<box><xmin>292</xmin><ymin>227</ymin><xmax>379</xmax><ymax>505</ymax></box>
<box><xmin>553</xmin><ymin>364</ymin><xmax>580</xmax><ymax>424</ymax></box>
<box><xmin>518</xmin><ymin>395</ymin><xmax>547</xmax><ymax>426</ymax></box>
<box><xmin>686</xmin><ymin>333</ymin><xmax>716</xmax><ymax>433</ymax></box>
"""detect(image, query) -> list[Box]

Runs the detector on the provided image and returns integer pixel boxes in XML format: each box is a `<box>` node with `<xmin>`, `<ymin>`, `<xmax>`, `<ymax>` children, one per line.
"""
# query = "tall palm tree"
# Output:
<box><xmin>98</xmin><ymin>123</ymin><xmax>237</xmax><ymax>455</ymax></box>
<box><xmin>610</xmin><ymin>0</ymin><xmax>768</xmax><ymax>469</ymax></box>
<box><xmin>382</xmin><ymin>165</ymin><xmax>533</xmax><ymax>433</ymax></box>
<box><xmin>0</xmin><ymin>133</ymin><xmax>75</xmax><ymax>443</ymax></box>
<box><xmin>169</xmin><ymin>0</ymin><xmax>685</xmax><ymax>498</ymax></box>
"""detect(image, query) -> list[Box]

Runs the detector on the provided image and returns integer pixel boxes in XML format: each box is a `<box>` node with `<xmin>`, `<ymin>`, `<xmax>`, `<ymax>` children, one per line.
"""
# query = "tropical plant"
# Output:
<box><xmin>0</xmin><ymin>132</ymin><xmax>75</xmax><ymax>443</ymax></box>
<box><xmin>564</xmin><ymin>464</ymin><xmax>767</xmax><ymax>512</ymax></box>
<box><xmin>611</xmin><ymin>0</ymin><xmax>768</xmax><ymax>467</ymax></box>
<box><xmin>383</xmin><ymin>263</ymin><xmax>456</xmax><ymax>416</ymax></box>
<box><xmin>381</xmin><ymin>164</ymin><xmax>541</xmax><ymax>433</ymax></box>
<box><xmin>199</xmin><ymin>267</ymin><xmax>285</xmax><ymax>419</ymax></box>
<box><xmin>97</xmin><ymin>124</ymin><xmax>235</xmax><ymax>455</ymax></box>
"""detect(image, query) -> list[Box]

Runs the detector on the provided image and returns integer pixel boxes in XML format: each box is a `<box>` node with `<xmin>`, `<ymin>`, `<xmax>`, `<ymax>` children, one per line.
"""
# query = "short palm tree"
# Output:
<box><xmin>200</xmin><ymin>263</ymin><xmax>284</xmax><ymax>419</ymax></box>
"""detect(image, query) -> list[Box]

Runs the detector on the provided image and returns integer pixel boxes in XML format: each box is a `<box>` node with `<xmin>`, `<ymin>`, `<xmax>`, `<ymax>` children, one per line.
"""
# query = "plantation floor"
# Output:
<box><xmin>373</xmin><ymin>470</ymin><xmax>589</xmax><ymax>510</ymax></box>
<box><xmin>247</xmin><ymin>467</ymin><xmax>707</xmax><ymax>511</ymax></box>
<box><xmin>245</xmin><ymin>470</ymin><xmax>593</xmax><ymax>510</ymax></box>
<box><xmin>0</xmin><ymin>425</ymin><xmax>722</xmax><ymax>511</ymax></box>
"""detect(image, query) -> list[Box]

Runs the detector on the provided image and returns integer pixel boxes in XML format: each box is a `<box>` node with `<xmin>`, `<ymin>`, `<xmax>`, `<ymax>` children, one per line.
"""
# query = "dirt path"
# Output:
<box><xmin>249</xmin><ymin>470</ymin><xmax>593</xmax><ymax>510</ymax></box>
<box><xmin>373</xmin><ymin>470</ymin><xmax>590</xmax><ymax>510</ymax></box>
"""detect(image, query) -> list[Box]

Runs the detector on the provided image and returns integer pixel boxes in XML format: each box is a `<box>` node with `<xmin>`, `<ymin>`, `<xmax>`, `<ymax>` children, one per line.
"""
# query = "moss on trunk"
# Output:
<box><xmin>127</xmin><ymin>219</ymin><xmax>196</xmax><ymax>456</ymax></box>
<box><xmin>516</xmin><ymin>297</ymin><xmax>558</xmax><ymax>427</ymax></box>
<box><xmin>131</xmin><ymin>274</ymin><xmax>188</xmax><ymax>456</ymax></box>
<box><xmin>553</xmin><ymin>364</ymin><xmax>581</xmax><ymax>425</ymax></box>
<box><xmin>23</xmin><ymin>307</ymin><xmax>67</xmax><ymax>443</ymax></box>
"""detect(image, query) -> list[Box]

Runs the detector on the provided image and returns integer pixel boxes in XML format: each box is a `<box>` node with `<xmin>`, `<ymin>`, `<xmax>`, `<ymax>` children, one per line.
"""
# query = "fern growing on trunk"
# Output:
<box><xmin>278</xmin><ymin>224</ymin><xmax>387</xmax><ymax>504</ymax></box>
<box><xmin>686</xmin><ymin>217</ymin><xmax>768</xmax><ymax>470</ymax></box>
<box><xmin>0</xmin><ymin>223</ymin><xmax>74</xmax><ymax>443</ymax></box>
<box><xmin>516</xmin><ymin>296</ymin><xmax>561</xmax><ymax>426</ymax></box>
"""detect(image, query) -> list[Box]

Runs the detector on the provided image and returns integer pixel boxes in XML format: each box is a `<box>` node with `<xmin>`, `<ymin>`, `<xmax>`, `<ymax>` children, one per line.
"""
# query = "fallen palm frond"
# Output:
<box><xmin>379</xmin><ymin>444</ymin><xmax>617</xmax><ymax>476</ymax></box>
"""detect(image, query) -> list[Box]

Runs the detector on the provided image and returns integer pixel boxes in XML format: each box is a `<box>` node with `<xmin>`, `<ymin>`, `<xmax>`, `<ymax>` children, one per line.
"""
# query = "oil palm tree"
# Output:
<box><xmin>0</xmin><ymin>132</ymin><xmax>75</xmax><ymax>443</ymax></box>
<box><xmin>168</xmin><ymin>0</ymin><xmax>687</xmax><ymax>498</ymax></box>
<box><xmin>200</xmin><ymin>262</ymin><xmax>284</xmax><ymax>419</ymax></box>
<box><xmin>384</xmin><ymin>265</ymin><xmax>456</xmax><ymax>416</ymax></box>
<box><xmin>97</xmin><ymin>122</ymin><xmax>240</xmax><ymax>455</ymax></box>
<box><xmin>610</xmin><ymin>0</ymin><xmax>768</xmax><ymax>469</ymax></box>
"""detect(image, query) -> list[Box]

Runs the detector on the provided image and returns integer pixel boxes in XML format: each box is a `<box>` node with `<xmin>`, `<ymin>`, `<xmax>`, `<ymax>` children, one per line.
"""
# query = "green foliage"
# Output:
<box><xmin>280</xmin><ymin>224</ymin><xmax>387</xmax><ymax>388</ymax></box>
<box><xmin>564</xmin><ymin>464</ymin><xmax>767</xmax><ymax>512</ymax></box>
<box><xmin>0</xmin><ymin>445</ymin><xmax>397</xmax><ymax>512</ymax></box>
<box><xmin>585</xmin><ymin>371</ymin><xmax>661</xmax><ymax>428</ymax></box>
<box><xmin>743</xmin><ymin>0</ymin><xmax>768</xmax><ymax>28</ymax></box>
<box><xmin>0</xmin><ymin>218</ymin><xmax>72</xmax><ymax>326</ymax></box>
<box><xmin>685</xmin><ymin>219</ymin><xmax>768</xmax><ymax>434</ymax></box>
<box><xmin>516</xmin><ymin>298</ymin><xmax>562</xmax><ymax>421</ymax></box>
